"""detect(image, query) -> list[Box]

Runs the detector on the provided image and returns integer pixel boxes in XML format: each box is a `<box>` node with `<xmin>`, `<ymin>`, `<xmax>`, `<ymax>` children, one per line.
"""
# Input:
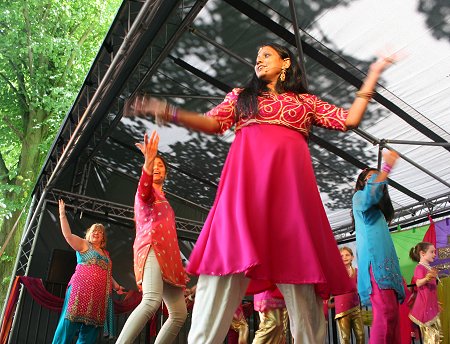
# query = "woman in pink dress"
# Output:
<box><xmin>116</xmin><ymin>131</ymin><xmax>189</xmax><ymax>344</ymax></box>
<box><xmin>125</xmin><ymin>42</ymin><xmax>396</xmax><ymax>343</ymax></box>
<box><xmin>409</xmin><ymin>242</ymin><xmax>442</xmax><ymax>343</ymax></box>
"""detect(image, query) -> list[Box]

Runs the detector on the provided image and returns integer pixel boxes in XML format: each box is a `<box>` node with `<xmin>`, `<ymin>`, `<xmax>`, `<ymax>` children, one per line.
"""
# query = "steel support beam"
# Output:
<box><xmin>288</xmin><ymin>0</ymin><xmax>309</xmax><ymax>89</ymax></box>
<box><xmin>46</xmin><ymin>189</ymin><xmax>202</xmax><ymax>240</ymax></box>
<box><xmin>334</xmin><ymin>192</ymin><xmax>450</xmax><ymax>242</ymax></box>
<box><xmin>352</xmin><ymin>129</ymin><xmax>450</xmax><ymax>189</ymax></box>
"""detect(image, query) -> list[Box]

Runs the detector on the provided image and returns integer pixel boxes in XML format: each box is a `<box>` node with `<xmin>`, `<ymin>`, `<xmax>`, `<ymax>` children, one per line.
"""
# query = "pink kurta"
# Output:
<box><xmin>66</xmin><ymin>245</ymin><xmax>112</xmax><ymax>326</ymax></box>
<box><xmin>186</xmin><ymin>89</ymin><xmax>354</xmax><ymax>299</ymax></box>
<box><xmin>134</xmin><ymin>169</ymin><xmax>188</xmax><ymax>289</ymax></box>
<box><xmin>334</xmin><ymin>268</ymin><xmax>360</xmax><ymax>319</ymax></box>
<box><xmin>409</xmin><ymin>264</ymin><xmax>440</xmax><ymax>326</ymax></box>
<box><xmin>254</xmin><ymin>287</ymin><xmax>285</xmax><ymax>312</ymax></box>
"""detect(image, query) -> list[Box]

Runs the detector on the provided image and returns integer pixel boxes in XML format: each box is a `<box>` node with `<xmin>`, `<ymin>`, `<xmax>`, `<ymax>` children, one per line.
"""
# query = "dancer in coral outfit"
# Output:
<box><xmin>116</xmin><ymin>131</ymin><xmax>188</xmax><ymax>344</ymax></box>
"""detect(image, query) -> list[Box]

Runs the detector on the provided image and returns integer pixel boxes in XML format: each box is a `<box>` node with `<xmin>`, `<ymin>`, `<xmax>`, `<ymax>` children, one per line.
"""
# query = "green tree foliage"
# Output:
<box><xmin>0</xmin><ymin>0</ymin><xmax>122</xmax><ymax>304</ymax></box>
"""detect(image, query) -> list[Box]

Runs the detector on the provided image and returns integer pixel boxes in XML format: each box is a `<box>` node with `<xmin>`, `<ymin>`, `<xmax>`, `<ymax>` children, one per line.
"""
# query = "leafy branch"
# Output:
<box><xmin>1</xmin><ymin>116</ymin><xmax>24</xmax><ymax>141</ymax></box>
<box><xmin>0</xmin><ymin>151</ymin><xmax>10</xmax><ymax>186</ymax></box>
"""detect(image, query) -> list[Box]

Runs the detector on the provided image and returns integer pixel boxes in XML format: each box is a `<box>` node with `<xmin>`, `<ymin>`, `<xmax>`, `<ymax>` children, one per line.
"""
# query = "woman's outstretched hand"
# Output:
<box><xmin>382</xmin><ymin>149</ymin><xmax>399</xmax><ymax>168</ymax></box>
<box><xmin>373</xmin><ymin>149</ymin><xmax>399</xmax><ymax>184</ymax></box>
<box><xmin>136</xmin><ymin>131</ymin><xmax>160</xmax><ymax>174</ymax></box>
<box><xmin>59</xmin><ymin>199</ymin><xmax>66</xmax><ymax>218</ymax></box>
<box><xmin>369</xmin><ymin>52</ymin><xmax>403</xmax><ymax>75</ymax></box>
<box><xmin>124</xmin><ymin>95</ymin><xmax>165</xmax><ymax>118</ymax></box>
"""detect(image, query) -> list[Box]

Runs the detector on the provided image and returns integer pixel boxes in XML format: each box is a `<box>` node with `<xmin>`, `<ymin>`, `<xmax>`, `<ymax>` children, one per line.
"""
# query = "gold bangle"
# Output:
<box><xmin>356</xmin><ymin>90</ymin><xmax>374</xmax><ymax>101</ymax></box>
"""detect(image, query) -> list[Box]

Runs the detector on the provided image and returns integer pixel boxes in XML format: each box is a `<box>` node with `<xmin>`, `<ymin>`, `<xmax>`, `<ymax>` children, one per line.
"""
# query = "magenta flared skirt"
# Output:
<box><xmin>186</xmin><ymin>124</ymin><xmax>353</xmax><ymax>298</ymax></box>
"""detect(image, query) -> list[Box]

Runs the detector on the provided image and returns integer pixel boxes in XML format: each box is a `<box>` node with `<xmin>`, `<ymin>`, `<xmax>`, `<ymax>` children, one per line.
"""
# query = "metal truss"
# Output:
<box><xmin>0</xmin><ymin>196</ymin><xmax>48</xmax><ymax>340</ymax></box>
<box><xmin>33</xmin><ymin>0</ymin><xmax>206</xmax><ymax>196</ymax></box>
<box><xmin>333</xmin><ymin>191</ymin><xmax>450</xmax><ymax>243</ymax></box>
<box><xmin>47</xmin><ymin>189</ymin><xmax>202</xmax><ymax>241</ymax></box>
<box><xmin>70</xmin><ymin>158</ymin><xmax>92</xmax><ymax>194</ymax></box>
<box><xmin>85</xmin><ymin>0</ymin><xmax>207</xmax><ymax>161</ymax></box>
<box><xmin>9</xmin><ymin>185</ymin><xmax>202</xmax><ymax>282</ymax></box>
<box><xmin>47</xmin><ymin>189</ymin><xmax>135</xmax><ymax>221</ymax></box>
<box><xmin>32</xmin><ymin>0</ymin><xmax>450</xmax><ymax>245</ymax></box>
<box><xmin>391</xmin><ymin>192</ymin><xmax>450</xmax><ymax>227</ymax></box>
<box><xmin>14</xmin><ymin>198</ymin><xmax>47</xmax><ymax>277</ymax></box>
<box><xmin>353</xmin><ymin>129</ymin><xmax>450</xmax><ymax>190</ymax></box>
<box><xmin>172</xmin><ymin>217</ymin><xmax>203</xmax><ymax>241</ymax></box>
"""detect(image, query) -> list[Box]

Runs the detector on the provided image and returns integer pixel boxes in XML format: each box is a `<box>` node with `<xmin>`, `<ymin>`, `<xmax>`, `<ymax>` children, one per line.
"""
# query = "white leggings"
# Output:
<box><xmin>116</xmin><ymin>249</ymin><xmax>187</xmax><ymax>344</ymax></box>
<box><xmin>188</xmin><ymin>274</ymin><xmax>325</xmax><ymax>344</ymax></box>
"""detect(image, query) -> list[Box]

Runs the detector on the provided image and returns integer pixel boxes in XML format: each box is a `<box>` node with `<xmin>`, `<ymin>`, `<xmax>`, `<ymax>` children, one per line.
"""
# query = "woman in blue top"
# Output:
<box><xmin>352</xmin><ymin>150</ymin><xmax>405</xmax><ymax>344</ymax></box>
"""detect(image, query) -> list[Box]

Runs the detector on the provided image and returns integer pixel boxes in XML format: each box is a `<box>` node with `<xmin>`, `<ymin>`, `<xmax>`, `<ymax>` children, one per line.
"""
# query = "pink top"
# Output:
<box><xmin>133</xmin><ymin>169</ymin><xmax>188</xmax><ymax>289</ymax></box>
<box><xmin>187</xmin><ymin>89</ymin><xmax>355</xmax><ymax>300</ymax></box>
<box><xmin>254</xmin><ymin>287</ymin><xmax>285</xmax><ymax>312</ymax></box>
<box><xmin>334</xmin><ymin>268</ymin><xmax>360</xmax><ymax>319</ymax></box>
<box><xmin>409</xmin><ymin>264</ymin><xmax>440</xmax><ymax>326</ymax></box>
<box><xmin>206</xmin><ymin>88</ymin><xmax>348</xmax><ymax>135</ymax></box>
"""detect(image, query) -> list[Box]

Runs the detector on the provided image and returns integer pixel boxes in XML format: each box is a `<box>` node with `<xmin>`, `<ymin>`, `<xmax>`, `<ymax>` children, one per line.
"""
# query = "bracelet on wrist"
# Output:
<box><xmin>170</xmin><ymin>104</ymin><xmax>179</xmax><ymax>124</ymax></box>
<box><xmin>381</xmin><ymin>162</ymin><xmax>392</xmax><ymax>174</ymax></box>
<box><xmin>355</xmin><ymin>90</ymin><xmax>374</xmax><ymax>101</ymax></box>
<box><xmin>163</xmin><ymin>102</ymin><xmax>170</xmax><ymax>121</ymax></box>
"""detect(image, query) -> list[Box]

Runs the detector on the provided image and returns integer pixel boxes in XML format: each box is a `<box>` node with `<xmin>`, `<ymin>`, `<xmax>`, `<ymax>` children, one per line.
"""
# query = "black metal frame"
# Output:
<box><xmin>31</xmin><ymin>0</ymin><xmax>450</xmax><ymax>235</ymax></box>
<box><xmin>3</xmin><ymin>0</ymin><xmax>450</xmax><ymax>340</ymax></box>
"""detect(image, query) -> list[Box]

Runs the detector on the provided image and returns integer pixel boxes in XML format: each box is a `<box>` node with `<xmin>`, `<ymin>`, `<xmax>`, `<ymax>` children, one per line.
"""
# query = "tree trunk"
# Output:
<box><xmin>0</xmin><ymin>108</ymin><xmax>47</xmax><ymax>305</ymax></box>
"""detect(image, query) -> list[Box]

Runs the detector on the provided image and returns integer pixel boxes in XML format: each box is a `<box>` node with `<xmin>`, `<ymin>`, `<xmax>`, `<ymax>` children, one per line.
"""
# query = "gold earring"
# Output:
<box><xmin>280</xmin><ymin>68</ymin><xmax>286</xmax><ymax>82</ymax></box>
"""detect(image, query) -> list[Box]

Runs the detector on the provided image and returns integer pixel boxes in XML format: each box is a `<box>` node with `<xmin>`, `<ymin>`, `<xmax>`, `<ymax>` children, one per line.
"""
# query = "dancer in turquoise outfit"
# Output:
<box><xmin>352</xmin><ymin>150</ymin><xmax>405</xmax><ymax>343</ymax></box>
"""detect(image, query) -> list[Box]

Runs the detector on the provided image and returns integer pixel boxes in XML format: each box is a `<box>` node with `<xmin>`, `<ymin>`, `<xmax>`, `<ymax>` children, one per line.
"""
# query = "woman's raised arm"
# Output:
<box><xmin>125</xmin><ymin>96</ymin><xmax>221</xmax><ymax>134</ymax></box>
<box><xmin>58</xmin><ymin>199</ymin><xmax>88</xmax><ymax>252</ymax></box>
<box><xmin>345</xmin><ymin>56</ymin><xmax>398</xmax><ymax>129</ymax></box>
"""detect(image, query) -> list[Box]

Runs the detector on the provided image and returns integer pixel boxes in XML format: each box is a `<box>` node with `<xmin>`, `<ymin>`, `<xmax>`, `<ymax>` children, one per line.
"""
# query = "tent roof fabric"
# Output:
<box><xmin>36</xmin><ymin>0</ymin><xmax>450</xmax><ymax>242</ymax></box>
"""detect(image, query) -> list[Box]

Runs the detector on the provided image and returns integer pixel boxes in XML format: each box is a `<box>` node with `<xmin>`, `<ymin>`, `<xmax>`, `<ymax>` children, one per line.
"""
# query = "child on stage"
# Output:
<box><xmin>409</xmin><ymin>242</ymin><xmax>442</xmax><ymax>343</ymax></box>
<box><xmin>334</xmin><ymin>247</ymin><xmax>365</xmax><ymax>344</ymax></box>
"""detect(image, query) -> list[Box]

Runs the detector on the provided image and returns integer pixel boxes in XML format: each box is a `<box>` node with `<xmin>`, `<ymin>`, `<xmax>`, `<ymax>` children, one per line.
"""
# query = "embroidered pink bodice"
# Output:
<box><xmin>206</xmin><ymin>88</ymin><xmax>348</xmax><ymax>134</ymax></box>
